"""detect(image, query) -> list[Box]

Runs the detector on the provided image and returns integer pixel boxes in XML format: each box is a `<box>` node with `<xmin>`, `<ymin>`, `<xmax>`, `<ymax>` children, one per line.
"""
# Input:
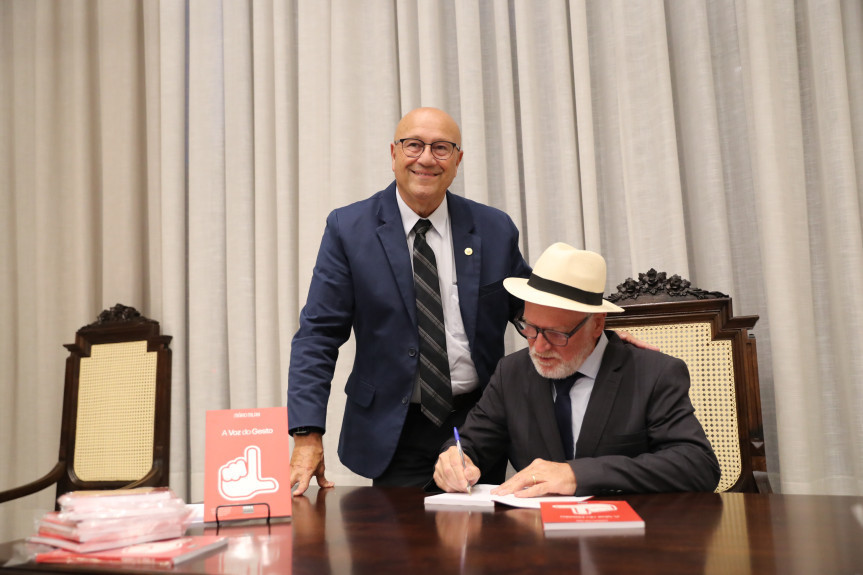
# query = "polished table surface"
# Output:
<box><xmin>2</xmin><ymin>486</ymin><xmax>863</xmax><ymax>574</ymax></box>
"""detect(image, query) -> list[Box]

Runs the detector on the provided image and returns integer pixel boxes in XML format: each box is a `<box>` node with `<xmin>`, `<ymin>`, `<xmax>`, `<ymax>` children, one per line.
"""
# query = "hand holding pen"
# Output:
<box><xmin>432</xmin><ymin>431</ymin><xmax>481</xmax><ymax>493</ymax></box>
<box><xmin>454</xmin><ymin>427</ymin><xmax>472</xmax><ymax>494</ymax></box>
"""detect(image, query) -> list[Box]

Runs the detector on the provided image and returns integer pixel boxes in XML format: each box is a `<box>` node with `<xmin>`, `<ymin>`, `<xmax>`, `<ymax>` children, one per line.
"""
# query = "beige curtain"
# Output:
<box><xmin>2</xmin><ymin>0</ymin><xmax>862</xmax><ymax>540</ymax></box>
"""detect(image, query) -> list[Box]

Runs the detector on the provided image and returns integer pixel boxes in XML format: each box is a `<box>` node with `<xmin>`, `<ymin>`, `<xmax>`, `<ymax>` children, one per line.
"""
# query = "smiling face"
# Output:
<box><xmin>391</xmin><ymin>108</ymin><xmax>463</xmax><ymax>217</ymax></box>
<box><xmin>524</xmin><ymin>302</ymin><xmax>606</xmax><ymax>380</ymax></box>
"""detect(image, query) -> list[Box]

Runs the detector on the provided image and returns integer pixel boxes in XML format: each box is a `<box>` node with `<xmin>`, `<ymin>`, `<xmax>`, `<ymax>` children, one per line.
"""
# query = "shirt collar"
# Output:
<box><xmin>576</xmin><ymin>330</ymin><xmax>609</xmax><ymax>380</ymax></box>
<box><xmin>396</xmin><ymin>187</ymin><xmax>449</xmax><ymax>237</ymax></box>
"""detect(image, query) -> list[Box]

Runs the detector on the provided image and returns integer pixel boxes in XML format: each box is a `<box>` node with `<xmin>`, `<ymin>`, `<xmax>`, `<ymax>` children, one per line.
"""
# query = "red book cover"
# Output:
<box><xmin>35</xmin><ymin>536</ymin><xmax>228</xmax><ymax>567</ymax></box>
<box><xmin>540</xmin><ymin>501</ymin><xmax>645</xmax><ymax>533</ymax></box>
<box><xmin>30</xmin><ymin>526</ymin><xmax>186</xmax><ymax>553</ymax></box>
<box><xmin>204</xmin><ymin>407</ymin><xmax>292</xmax><ymax>522</ymax></box>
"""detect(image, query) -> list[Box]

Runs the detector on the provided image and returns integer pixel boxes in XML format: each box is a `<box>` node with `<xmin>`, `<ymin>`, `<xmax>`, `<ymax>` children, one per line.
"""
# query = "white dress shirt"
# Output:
<box><xmin>396</xmin><ymin>190</ymin><xmax>480</xmax><ymax>400</ymax></box>
<box><xmin>552</xmin><ymin>331</ymin><xmax>609</xmax><ymax>457</ymax></box>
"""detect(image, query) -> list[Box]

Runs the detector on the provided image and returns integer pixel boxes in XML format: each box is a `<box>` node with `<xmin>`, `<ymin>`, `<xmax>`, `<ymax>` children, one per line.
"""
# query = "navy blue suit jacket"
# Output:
<box><xmin>288</xmin><ymin>182</ymin><xmax>531</xmax><ymax>478</ymax></box>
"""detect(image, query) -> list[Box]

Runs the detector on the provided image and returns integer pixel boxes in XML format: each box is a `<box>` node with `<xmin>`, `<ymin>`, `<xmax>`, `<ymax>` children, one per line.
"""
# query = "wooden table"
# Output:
<box><xmin>2</xmin><ymin>486</ymin><xmax>862</xmax><ymax>574</ymax></box>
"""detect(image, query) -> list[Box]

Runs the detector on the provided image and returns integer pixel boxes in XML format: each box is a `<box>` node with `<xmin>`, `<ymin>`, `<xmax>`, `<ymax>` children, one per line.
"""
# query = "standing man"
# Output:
<box><xmin>288</xmin><ymin>107</ymin><xmax>531</xmax><ymax>493</ymax></box>
<box><xmin>433</xmin><ymin>243</ymin><xmax>720</xmax><ymax>496</ymax></box>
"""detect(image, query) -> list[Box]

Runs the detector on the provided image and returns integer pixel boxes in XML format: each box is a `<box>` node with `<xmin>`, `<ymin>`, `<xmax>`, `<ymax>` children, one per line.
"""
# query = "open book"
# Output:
<box><xmin>424</xmin><ymin>484</ymin><xmax>591</xmax><ymax>510</ymax></box>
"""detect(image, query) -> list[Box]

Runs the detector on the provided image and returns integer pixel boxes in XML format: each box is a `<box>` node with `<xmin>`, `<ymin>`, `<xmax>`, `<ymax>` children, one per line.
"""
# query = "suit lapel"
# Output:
<box><xmin>575</xmin><ymin>337</ymin><xmax>625</xmax><ymax>457</ymax></box>
<box><xmin>376</xmin><ymin>183</ymin><xmax>416</xmax><ymax>324</ymax></box>
<box><xmin>524</xmin><ymin>359</ymin><xmax>567</xmax><ymax>461</ymax></box>
<box><xmin>448</xmin><ymin>193</ymin><xmax>480</xmax><ymax>347</ymax></box>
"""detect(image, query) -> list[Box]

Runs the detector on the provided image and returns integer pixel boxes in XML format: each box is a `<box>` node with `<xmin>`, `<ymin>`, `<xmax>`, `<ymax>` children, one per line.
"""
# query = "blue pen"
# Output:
<box><xmin>453</xmin><ymin>427</ymin><xmax>472</xmax><ymax>494</ymax></box>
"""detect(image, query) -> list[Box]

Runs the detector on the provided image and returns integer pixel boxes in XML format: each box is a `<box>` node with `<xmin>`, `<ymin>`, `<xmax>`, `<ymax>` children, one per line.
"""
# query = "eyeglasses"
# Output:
<box><xmin>395</xmin><ymin>138</ymin><xmax>460</xmax><ymax>160</ymax></box>
<box><xmin>514</xmin><ymin>314</ymin><xmax>592</xmax><ymax>347</ymax></box>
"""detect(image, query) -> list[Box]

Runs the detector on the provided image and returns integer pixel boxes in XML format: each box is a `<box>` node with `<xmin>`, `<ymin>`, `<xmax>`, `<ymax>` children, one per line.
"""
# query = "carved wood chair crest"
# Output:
<box><xmin>608</xmin><ymin>269</ymin><xmax>727</xmax><ymax>303</ymax></box>
<box><xmin>89</xmin><ymin>303</ymin><xmax>152</xmax><ymax>326</ymax></box>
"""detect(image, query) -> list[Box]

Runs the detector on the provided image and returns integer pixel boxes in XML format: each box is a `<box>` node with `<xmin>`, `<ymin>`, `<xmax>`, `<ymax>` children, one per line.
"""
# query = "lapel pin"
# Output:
<box><xmin>464</xmin><ymin>247</ymin><xmax>473</xmax><ymax>256</ymax></box>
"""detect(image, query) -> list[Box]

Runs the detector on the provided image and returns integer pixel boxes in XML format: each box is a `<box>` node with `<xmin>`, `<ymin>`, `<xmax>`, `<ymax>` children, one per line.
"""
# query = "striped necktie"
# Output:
<box><xmin>412</xmin><ymin>219</ymin><xmax>453</xmax><ymax>426</ymax></box>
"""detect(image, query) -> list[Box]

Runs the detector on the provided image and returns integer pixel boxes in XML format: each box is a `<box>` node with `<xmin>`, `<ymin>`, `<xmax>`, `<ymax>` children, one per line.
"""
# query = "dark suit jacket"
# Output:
<box><xmin>451</xmin><ymin>331</ymin><xmax>720</xmax><ymax>494</ymax></box>
<box><xmin>288</xmin><ymin>181</ymin><xmax>531</xmax><ymax>478</ymax></box>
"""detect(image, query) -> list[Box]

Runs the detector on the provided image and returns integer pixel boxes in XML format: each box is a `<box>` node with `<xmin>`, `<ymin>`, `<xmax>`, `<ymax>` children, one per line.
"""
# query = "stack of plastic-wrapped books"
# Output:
<box><xmin>28</xmin><ymin>487</ymin><xmax>226</xmax><ymax>567</ymax></box>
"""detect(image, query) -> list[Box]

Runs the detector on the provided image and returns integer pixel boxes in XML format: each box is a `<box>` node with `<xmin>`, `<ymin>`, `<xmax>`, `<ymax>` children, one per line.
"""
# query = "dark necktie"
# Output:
<box><xmin>554</xmin><ymin>374</ymin><xmax>580</xmax><ymax>460</ymax></box>
<box><xmin>412</xmin><ymin>219</ymin><xmax>452</xmax><ymax>426</ymax></box>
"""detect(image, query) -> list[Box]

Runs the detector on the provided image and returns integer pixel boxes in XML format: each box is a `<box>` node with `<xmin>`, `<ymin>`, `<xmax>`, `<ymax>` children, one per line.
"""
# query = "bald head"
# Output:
<box><xmin>394</xmin><ymin>107</ymin><xmax>462</xmax><ymax>147</ymax></box>
<box><xmin>391</xmin><ymin>107</ymin><xmax>464</xmax><ymax>217</ymax></box>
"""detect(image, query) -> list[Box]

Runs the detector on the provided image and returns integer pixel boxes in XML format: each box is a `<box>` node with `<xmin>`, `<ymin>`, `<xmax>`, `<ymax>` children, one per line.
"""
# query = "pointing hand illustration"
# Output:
<box><xmin>218</xmin><ymin>445</ymin><xmax>279</xmax><ymax>500</ymax></box>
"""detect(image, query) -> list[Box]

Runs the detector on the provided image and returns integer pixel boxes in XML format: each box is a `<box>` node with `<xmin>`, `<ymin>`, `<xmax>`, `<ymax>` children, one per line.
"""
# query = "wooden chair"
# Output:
<box><xmin>0</xmin><ymin>304</ymin><xmax>172</xmax><ymax>504</ymax></box>
<box><xmin>605</xmin><ymin>270</ymin><xmax>768</xmax><ymax>493</ymax></box>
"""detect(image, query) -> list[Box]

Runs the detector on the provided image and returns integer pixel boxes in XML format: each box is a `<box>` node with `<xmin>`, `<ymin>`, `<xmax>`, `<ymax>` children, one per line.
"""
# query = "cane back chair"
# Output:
<box><xmin>0</xmin><ymin>304</ymin><xmax>172</xmax><ymax>505</ymax></box>
<box><xmin>605</xmin><ymin>271</ymin><xmax>768</xmax><ymax>493</ymax></box>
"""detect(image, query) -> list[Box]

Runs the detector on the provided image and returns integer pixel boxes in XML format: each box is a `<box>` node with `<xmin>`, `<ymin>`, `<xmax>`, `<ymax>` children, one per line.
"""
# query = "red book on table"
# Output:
<box><xmin>36</xmin><ymin>536</ymin><xmax>228</xmax><ymax>567</ymax></box>
<box><xmin>204</xmin><ymin>407</ymin><xmax>292</xmax><ymax>522</ymax></box>
<box><xmin>540</xmin><ymin>500</ymin><xmax>645</xmax><ymax>533</ymax></box>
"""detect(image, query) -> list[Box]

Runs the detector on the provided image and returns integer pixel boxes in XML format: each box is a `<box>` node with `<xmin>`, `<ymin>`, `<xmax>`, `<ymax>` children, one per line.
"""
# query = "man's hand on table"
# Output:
<box><xmin>290</xmin><ymin>432</ymin><xmax>334</xmax><ymax>496</ymax></box>
<box><xmin>491</xmin><ymin>458</ymin><xmax>576</xmax><ymax>497</ymax></box>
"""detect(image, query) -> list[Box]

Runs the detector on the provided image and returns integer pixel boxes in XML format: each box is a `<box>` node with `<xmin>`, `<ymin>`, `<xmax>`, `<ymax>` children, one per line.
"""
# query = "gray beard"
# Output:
<box><xmin>529</xmin><ymin>350</ymin><xmax>583</xmax><ymax>380</ymax></box>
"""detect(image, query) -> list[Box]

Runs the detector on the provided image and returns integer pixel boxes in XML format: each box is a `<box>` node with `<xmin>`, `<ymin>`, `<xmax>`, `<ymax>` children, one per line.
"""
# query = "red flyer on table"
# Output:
<box><xmin>36</xmin><ymin>536</ymin><xmax>228</xmax><ymax>567</ymax></box>
<box><xmin>540</xmin><ymin>500</ymin><xmax>645</xmax><ymax>534</ymax></box>
<box><xmin>204</xmin><ymin>407</ymin><xmax>291</xmax><ymax>523</ymax></box>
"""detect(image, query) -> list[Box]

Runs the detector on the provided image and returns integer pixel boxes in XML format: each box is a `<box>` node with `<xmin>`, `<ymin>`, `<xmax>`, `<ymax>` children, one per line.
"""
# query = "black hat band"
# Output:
<box><xmin>526</xmin><ymin>274</ymin><xmax>603</xmax><ymax>306</ymax></box>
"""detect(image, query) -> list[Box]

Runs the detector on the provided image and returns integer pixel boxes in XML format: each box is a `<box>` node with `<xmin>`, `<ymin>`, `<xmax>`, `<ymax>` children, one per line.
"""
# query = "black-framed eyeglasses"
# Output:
<box><xmin>395</xmin><ymin>138</ymin><xmax>460</xmax><ymax>160</ymax></box>
<box><xmin>514</xmin><ymin>314</ymin><xmax>592</xmax><ymax>347</ymax></box>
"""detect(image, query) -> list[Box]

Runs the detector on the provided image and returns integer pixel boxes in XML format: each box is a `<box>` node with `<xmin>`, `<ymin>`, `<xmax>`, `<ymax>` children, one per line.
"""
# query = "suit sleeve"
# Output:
<box><xmin>442</xmin><ymin>362</ymin><xmax>513</xmax><ymax>474</ymax></box>
<box><xmin>287</xmin><ymin>210</ymin><xmax>355</xmax><ymax>431</ymax></box>
<box><xmin>571</xmin><ymin>357</ymin><xmax>721</xmax><ymax>494</ymax></box>
<box><xmin>505</xmin><ymin>220</ymin><xmax>531</xmax><ymax>322</ymax></box>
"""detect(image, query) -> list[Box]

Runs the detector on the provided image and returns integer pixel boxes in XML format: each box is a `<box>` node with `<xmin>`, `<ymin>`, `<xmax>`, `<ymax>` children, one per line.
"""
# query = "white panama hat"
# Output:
<box><xmin>503</xmin><ymin>243</ymin><xmax>624</xmax><ymax>314</ymax></box>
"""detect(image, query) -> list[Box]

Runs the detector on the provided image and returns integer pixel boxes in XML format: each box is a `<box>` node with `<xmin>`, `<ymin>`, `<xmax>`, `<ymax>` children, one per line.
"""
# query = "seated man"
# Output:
<box><xmin>433</xmin><ymin>243</ymin><xmax>720</xmax><ymax>496</ymax></box>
